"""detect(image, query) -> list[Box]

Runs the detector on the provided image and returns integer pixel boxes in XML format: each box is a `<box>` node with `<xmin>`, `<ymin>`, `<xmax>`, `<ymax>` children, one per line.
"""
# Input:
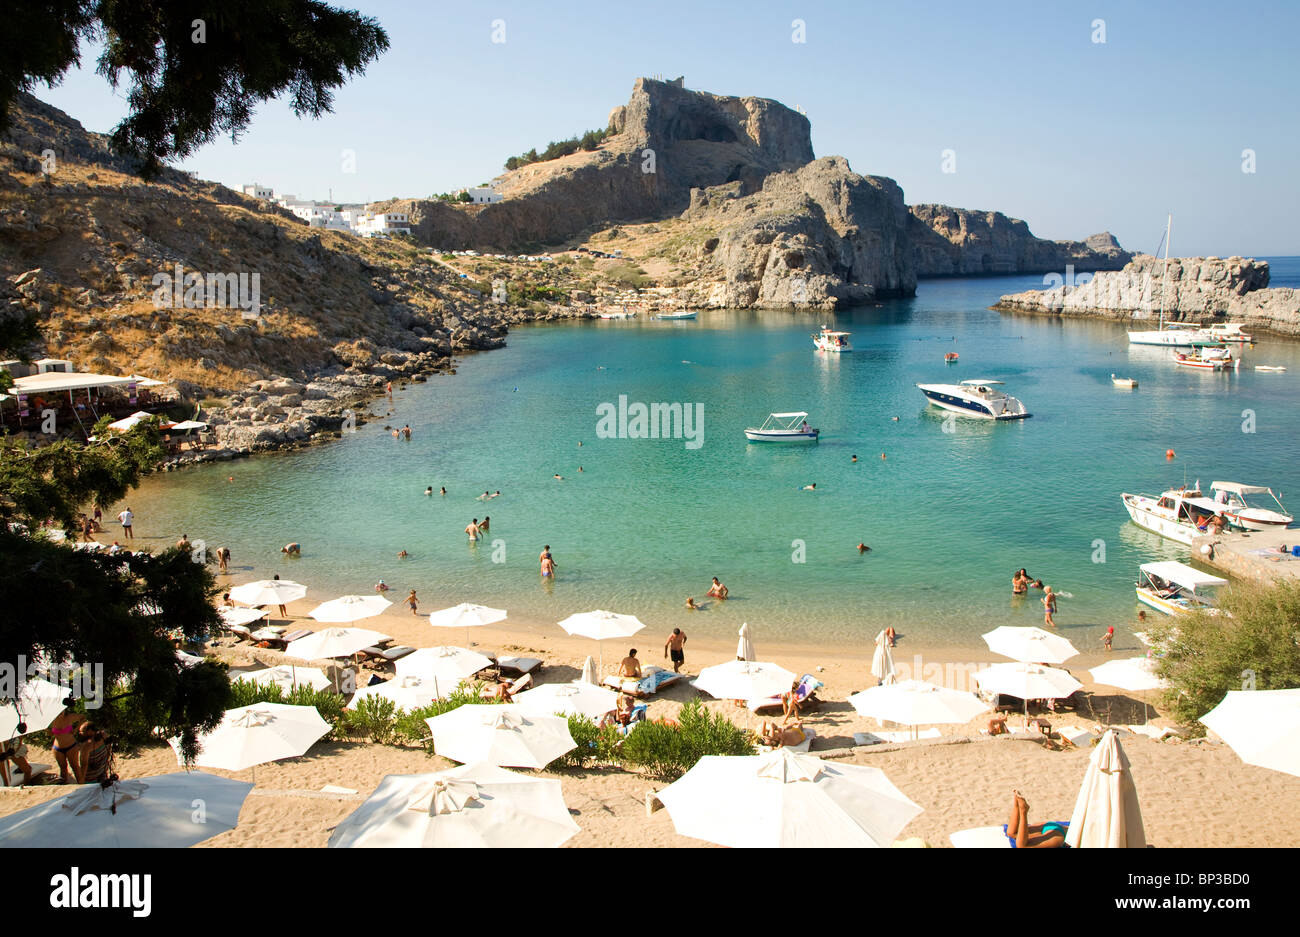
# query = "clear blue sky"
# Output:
<box><xmin>33</xmin><ymin>0</ymin><xmax>1300</xmax><ymax>256</ymax></box>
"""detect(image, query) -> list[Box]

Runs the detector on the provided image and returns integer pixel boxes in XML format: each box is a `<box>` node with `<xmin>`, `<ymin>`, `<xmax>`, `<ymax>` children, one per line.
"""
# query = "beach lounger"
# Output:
<box><xmin>492</xmin><ymin>655</ymin><xmax>543</xmax><ymax>676</ymax></box>
<box><xmin>949</xmin><ymin>826</ymin><xmax>1014</xmax><ymax>849</ymax></box>
<box><xmin>617</xmin><ymin>704</ymin><xmax>649</xmax><ymax>736</ymax></box>
<box><xmin>1057</xmin><ymin>725</ymin><xmax>1099</xmax><ymax>748</ymax></box>
<box><xmin>1125</xmin><ymin>724</ymin><xmax>1176</xmax><ymax>740</ymax></box>
<box><xmin>0</xmin><ymin>761</ymin><xmax>52</xmax><ymax>788</ymax></box>
<box><xmin>854</xmin><ymin>728</ymin><xmax>942</xmax><ymax>745</ymax></box>
<box><xmin>758</xmin><ymin>726</ymin><xmax>816</xmax><ymax>753</ymax></box>
<box><xmin>748</xmin><ymin>673</ymin><xmax>823</xmax><ymax>713</ymax></box>
<box><xmin>603</xmin><ymin>666</ymin><xmax>684</xmax><ymax>697</ymax></box>
<box><xmin>480</xmin><ymin>673</ymin><xmax>532</xmax><ymax>700</ymax></box>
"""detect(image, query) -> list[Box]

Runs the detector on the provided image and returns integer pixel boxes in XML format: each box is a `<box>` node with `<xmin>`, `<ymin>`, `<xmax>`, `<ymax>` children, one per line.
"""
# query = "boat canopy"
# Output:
<box><xmin>1139</xmin><ymin>561</ymin><xmax>1227</xmax><ymax>591</ymax></box>
<box><xmin>818</xmin><ymin>331</ymin><xmax>851</xmax><ymax>337</ymax></box>
<box><xmin>1210</xmin><ymin>482</ymin><xmax>1272</xmax><ymax>496</ymax></box>
<box><xmin>769</xmin><ymin>411</ymin><xmax>809</xmax><ymax>419</ymax></box>
<box><xmin>959</xmin><ymin>379</ymin><xmax>1004</xmax><ymax>387</ymax></box>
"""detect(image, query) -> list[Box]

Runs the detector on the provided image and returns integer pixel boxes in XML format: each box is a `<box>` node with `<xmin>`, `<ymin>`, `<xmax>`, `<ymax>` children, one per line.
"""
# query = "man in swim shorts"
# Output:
<box><xmin>465</xmin><ymin>519</ymin><xmax>481</xmax><ymax>541</ymax></box>
<box><xmin>664</xmin><ymin>628</ymin><xmax>687</xmax><ymax>673</ymax></box>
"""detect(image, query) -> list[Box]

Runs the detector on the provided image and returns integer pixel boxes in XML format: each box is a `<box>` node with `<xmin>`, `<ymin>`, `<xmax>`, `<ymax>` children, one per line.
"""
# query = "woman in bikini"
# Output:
<box><xmin>1005</xmin><ymin>790</ymin><xmax>1068</xmax><ymax>848</ymax></box>
<box><xmin>1012</xmin><ymin>569</ymin><xmax>1030</xmax><ymax>595</ymax></box>
<box><xmin>78</xmin><ymin>723</ymin><xmax>113</xmax><ymax>785</ymax></box>
<box><xmin>48</xmin><ymin>704</ymin><xmax>81</xmax><ymax>783</ymax></box>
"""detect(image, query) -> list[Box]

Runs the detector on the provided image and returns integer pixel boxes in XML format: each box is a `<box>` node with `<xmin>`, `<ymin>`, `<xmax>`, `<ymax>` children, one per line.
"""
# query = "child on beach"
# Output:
<box><xmin>1102</xmin><ymin>625</ymin><xmax>1114</xmax><ymax>651</ymax></box>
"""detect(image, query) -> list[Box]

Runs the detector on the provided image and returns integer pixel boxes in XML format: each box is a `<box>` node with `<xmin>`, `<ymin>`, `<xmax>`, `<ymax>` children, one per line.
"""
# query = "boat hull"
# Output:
<box><xmin>1135</xmin><ymin>587</ymin><xmax>1187</xmax><ymax>616</ymax></box>
<box><xmin>917</xmin><ymin>387</ymin><xmax>1031</xmax><ymax>421</ymax></box>
<box><xmin>744</xmin><ymin>429</ymin><xmax>819</xmax><ymax>443</ymax></box>
<box><xmin>655</xmin><ymin>312</ymin><xmax>696</xmax><ymax>320</ymax></box>
<box><xmin>1122</xmin><ymin>493</ymin><xmax>1199</xmax><ymax>545</ymax></box>
<box><xmin>1127</xmin><ymin>329</ymin><xmax>1207</xmax><ymax>347</ymax></box>
<box><xmin>813</xmin><ymin>341</ymin><xmax>851</xmax><ymax>353</ymax></box>
<box><xmin>1221</xmin><ymin>509</ymin><xmax>1293</xmax><ymax>531</ymax></box>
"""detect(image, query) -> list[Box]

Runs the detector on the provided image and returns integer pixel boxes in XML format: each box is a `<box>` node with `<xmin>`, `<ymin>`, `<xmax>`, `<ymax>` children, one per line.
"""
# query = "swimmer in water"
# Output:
<box><xmin>554</xmin><ymin>474</ymin><xmax>564</xmax><ymax>481</ymax></box>
<box><xmin>397</xmin><ymin>550</ymin><xmax>409</xmax><ymax>558</ymax></box>
<box><xmin>851</xmin><ymin>455</ymin><xmax>858</xmax><ymax>463</ymax></box>
<box><xmin>857</xmin><ymin>543</ymin><xmax>871</xmax><ymax>553</ymax></box>
<box><xmin>801</xmin><ymin>483</ymin><xmax>816</xmax><ymax>491</ymax></box>
<box><xmin>424</xmin><ymin>487</ymin><xmax>433</xmax><ymax>496</ymax></box>
<box><xmin>440</xmin><ymin>487</ymin><xmax>446</xmax><ymax>496</ymax></box>
<box><xmin>881</xmin><ymin>453</ymin><xmax>887</xmax><ymax>461</ymax></box>
<box><xmin>685</xmin><ymin>597</ymin><xmax>700</xmax><ymax>610</ymax></box>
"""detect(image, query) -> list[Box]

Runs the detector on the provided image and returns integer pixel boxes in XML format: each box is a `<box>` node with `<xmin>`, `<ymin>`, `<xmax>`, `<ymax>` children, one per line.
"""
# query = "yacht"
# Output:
<box><xmin>915</xmin><ymin>380</ymin><xmax>1032</xmax><ymax>420</ymax></box>
<box><xmin>812</xmin><ymin>327</ymin><xmax>852</xmax><ymax>353</ymax></box>
<box><xmin>1127</xmin><ymin>214</ymin><xmax>1214</xmax><ymax>347</ymax></box>
<box><xmin>1209</xmin><ymin>482</ymin><xmax>1293</xmax><ymax>530</ymax></box>
<box><xmin>1203</xmin><ymin>322</ymin><xmax>1252</xmax><ymax>344</ymax></box>
<box><xmin>1121</xmin><ymin>483</ymin><xmax>1226</xmax><ymax>545</ymax></box>
<box><xmin>1135</xmin><ymin>561</ymin><xmax>1227</xmax><ymax>616</ymax></box>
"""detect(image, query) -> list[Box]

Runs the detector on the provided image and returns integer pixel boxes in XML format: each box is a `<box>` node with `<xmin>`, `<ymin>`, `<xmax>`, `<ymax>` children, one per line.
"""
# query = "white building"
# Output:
<box><xmin>242</xmin><ymin>183</ymin><xmax>274</xmax><ymax>200</ymax></box>
<box><xmin>467</xmin><ymin>187</ymin><xmax>503</xmax><ymax>204</ymax></box>
<box><xmin>357</xmin><ymin>212</ymin><xmax>412</xmax><ymax>236</ymax></box>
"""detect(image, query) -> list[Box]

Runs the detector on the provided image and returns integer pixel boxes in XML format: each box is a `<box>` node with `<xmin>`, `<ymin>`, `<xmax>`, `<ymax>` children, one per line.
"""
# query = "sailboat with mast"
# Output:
<box><xmin>1126</xmin><ymin>214</ymin><xmax>1211</xmax><ymax>347</ymax></box>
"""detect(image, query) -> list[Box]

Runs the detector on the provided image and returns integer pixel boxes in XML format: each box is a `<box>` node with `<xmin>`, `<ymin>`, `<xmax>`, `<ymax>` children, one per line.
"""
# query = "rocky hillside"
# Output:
<box><xmin>909</xmin><ymin>205</ymin><xmax>1130</xmax><ymax>276</ymax></box>
<box><xmin>994</xmin><ymin>255</ymin><xmax>1300</xmax><ymax>335</ymax></box>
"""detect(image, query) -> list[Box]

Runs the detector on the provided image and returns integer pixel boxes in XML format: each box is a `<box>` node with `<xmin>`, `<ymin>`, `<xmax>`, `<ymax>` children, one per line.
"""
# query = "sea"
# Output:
<box><xmin>120</xmin><ymin>258</ymin><xmax>1300</xmax><ymax>651</ymax></box>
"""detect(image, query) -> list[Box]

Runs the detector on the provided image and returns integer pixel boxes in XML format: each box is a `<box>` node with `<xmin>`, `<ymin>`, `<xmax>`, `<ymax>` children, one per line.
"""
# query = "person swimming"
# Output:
<box><xmin>857</xmin><ymin>543</ymin><xmax>871</xmax><ymax>553</ymax></box>
<box><xmin>424</xmin><ymin>487</ymin><xmax>433</xmax><ymax>496</ymax></box>
<box><xmin>801</xmin><ymin>483</ymin><xmax>816</xmax><ymax>491</ymax></box>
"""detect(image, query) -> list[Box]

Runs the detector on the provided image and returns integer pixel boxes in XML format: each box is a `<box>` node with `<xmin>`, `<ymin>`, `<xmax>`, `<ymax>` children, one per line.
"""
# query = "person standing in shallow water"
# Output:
<box><xmin>539</xmin><ymin>545</ymin><xmax>556</xmax><ymax>578</ymax></box>
<box><xmin>1042</xmin><ymin>586</ymin><xmax>1057</xmax><ymax>627</ymax></box>
<box><xmin>465</xmin><ymin>519</ymin><xmax>481</xmax><ymax>541</ymax></box>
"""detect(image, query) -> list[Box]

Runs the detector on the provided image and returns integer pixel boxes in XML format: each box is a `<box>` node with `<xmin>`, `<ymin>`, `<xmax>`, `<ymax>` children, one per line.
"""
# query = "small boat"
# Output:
<box><xmin>1173</xmin><ymin>343</ymin><xmax>1235</xmax><ymax>370</ymax></box>
<box><xmin>654</xmin><ymin>310</ymin><xmax>697</xmax><ymax>320</ymax></box>
<box><xmin>812</xmin><ymin>327</ymin><xmax>852</xmax><ymax>353</ymax></box>
<box><xmin>598</xmin><ymin>310</ymin><xmax>636</xmax><ymax>320</ymax></box>
<box><xmin>915</xmin><ymin>380</ymin><xmax>1031</xmax><ymax>420</ymax></box>
<box><xmin>1135</xmin><ymin>561</ymin><xmax>1227</xmax><ymax>617</ymax></box>
<box><xmin>1204</xmin><ymin>322</ymin><xmax>1253</xmax><ymax>344</ymax></box>
<box><xmin>1255</xmin><ymin>365</ymin><xmax>1287</xmax><ymax>372</ymax></box>
<box><xmin>1111</xmin><ymin>374</ymin><xmax>1138</xmax><ymax>388</ymax></box>
<box><xmin>1121</xmin><ymin>484</ymin><xmax>1226</xmax><ymax>545</ymax></box>
<box><xmin>944</xmin><ymin>352</ymin><xmax>959</xmax><ymax>362</ymax></box>
<box><xmin>744</xmin><ymin>411</ymin><xmax>819</xmax><ymax>443</ymax></box>
<box><xmin>1209</xmin><ymin>481</ymin><xmax>1293</xmax><ymax>530</ymax></box>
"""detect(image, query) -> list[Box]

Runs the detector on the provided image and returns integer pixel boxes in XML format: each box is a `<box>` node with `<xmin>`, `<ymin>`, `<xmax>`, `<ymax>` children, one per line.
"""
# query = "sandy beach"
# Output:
<box><xmin>5</xmin><ymin>588</ymin><xmax>1299</xmax><ymax>847</ymax></box>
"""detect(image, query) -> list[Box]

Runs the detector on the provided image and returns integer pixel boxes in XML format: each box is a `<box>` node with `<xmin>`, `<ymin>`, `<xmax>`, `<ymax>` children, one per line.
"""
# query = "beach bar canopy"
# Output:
<box><xmin>10</xmin><ymin>372</ymin><xmax>135</xmax><ymax>395</ymax></box>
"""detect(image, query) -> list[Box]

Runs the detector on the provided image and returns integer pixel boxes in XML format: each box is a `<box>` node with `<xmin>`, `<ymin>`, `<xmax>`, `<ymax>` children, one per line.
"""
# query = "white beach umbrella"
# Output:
<box><xmin>0</xmin><ymin>772</ymin><xmax>253</xmax><ymax>848</ymax></box>
<box><xmin>327</xmin><ymin>762</ymin><xmax>579</xmax><ymax>848</ymax></box>
<box><xmin>737</xmin><ymin>622</ymin><xmax>755</xmax><ymax>662</ymax></box>
<box><xmin>973</xmin><ymin>662</ymin><xmax>1083</xmax><ymax>702</ymax></box>
<box><xmin>218</xmin><ymin>606</ymin><xmax>269</xmax><ymax>629</ymax></box>
<box><xmin>396</xmin><ymin>646</ymin><xmax>494</xmax><ymax>696</ymax></box>
<box><xmin>1199</xmin><ymin>688</ymin><xmax>1300</xmax><ymax>778</ymax></box>
<box><xmin>848</xmin><ymin>679</ymin><xmax>988</xmax><ymax>729</ymax></box>
<box><xmin>982</xmin><ymin>626</ymin><xmax>1079</xmax><ymax>665</ymax></box>
<box><xmin>348</xmin><ymin>675</ymin><xmax>444</xmax><ymax>712</ymax></box>
<box><xmin>0</xmin><ymin>677</ymin><xmax>69</xmax><ymax>738</ymax></box>
<box><xmin>578</xmin><ymin>656</ymin><xmax>598</xmax><ymax>686</ymax></box>
<box><xmin>228</xmin><ymin>579</ymin><xmax>308</xmax><ymax>607</ymax></box>
<box><xmin>172</xmin><ymin>703</ymin><xmax>330</xmax><ymax>772</ymax></box>
<box><xmin>514</xmin><ymin>682</ymin><xmax>618</xmax><ymax>720</ymax></box>
<box><xmin>656</xmin><ymin>748</ymin><xmax>923</xmax><ymax>848</ymax></box>
<box><xmin>429</xmin><ymin>603</ymin><xmax>507</xmax><ymax>648</ymax></box>
<box><xmin>1088</xmin><ymin>657</ymin><xmax>1170</xmax><ymax>693</ymax></box>
<box><xmin>870</xmin><ymin>630</ymin><xmax>896</xmax><ymax>685</ymax></box>
<box><xmin>1065</xmin><ymin>729</ymin><xmax>1147</xmax><ymax>848</ymax></box>
<box><xmin>557</xmin><ymin>609</ymin><xmax>646</xmax><ymax>673</ymax></box>
<box><xmin>424</xmin><ymin>704</ymin><xmax>575</xmax><ymax>768</ymax></box>
<box><xmin>694</xmin><ymin>660</ymin><xmax>796</xmax><ymax>702</ymax></box>
<box><xmin>239</xmin><ymin>665</ymin><xmax>333</xmax><ymax>694</ymax></box>
<box><xmin>175</xmin><ymin>649</ymin><xmax>204</xmax><ymax>669</ymax></box>
<box><xmin>287</xmin><ymin>627</ymin><xmax>392</xmax><ymax>662</ymax></box>
<box><xmin>308</xmin><ymin>594</ymin><xmax>392</xmax><ymax>623</ymax></box>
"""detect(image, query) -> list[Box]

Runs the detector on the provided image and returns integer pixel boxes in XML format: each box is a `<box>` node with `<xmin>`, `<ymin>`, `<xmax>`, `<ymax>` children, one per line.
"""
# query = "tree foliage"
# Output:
<box><xmin>1151</xmin><ymin>580</ymin><xmax>1300</xmax><ymax>729</ymax></box>
<box><xmin>1</xmin><ymin>0</ymin><xmax>389</xmax><ymax>176</ymax></box>
<box><xmin>503</xmin><ymin>128</ymin><xmax>609</xmax><ymax>171</ymax></box>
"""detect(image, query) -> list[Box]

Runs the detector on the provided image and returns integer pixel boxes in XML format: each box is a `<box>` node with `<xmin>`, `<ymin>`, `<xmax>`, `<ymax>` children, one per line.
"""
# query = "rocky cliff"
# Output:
<box><xmin>994</xmin><ymin>255</ymin><xmax>1299</xmax><ymax>335</ymax></box>
<box><xmin>908</xmin><ymin>205</ymin><xmax>1131</xmax><ymax>276</ymax></box>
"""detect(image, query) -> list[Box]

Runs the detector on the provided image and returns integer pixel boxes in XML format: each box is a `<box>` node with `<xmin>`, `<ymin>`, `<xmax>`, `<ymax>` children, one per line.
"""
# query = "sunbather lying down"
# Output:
<box><xmin>1004</xmin><ymin>791</ymin><xmax>1068</xmax><ymax>848</ymax></box>
<box><xmin>758</xmin><ymin>720</ymin><xmax>806</xmax><ymax>748</ymax></box>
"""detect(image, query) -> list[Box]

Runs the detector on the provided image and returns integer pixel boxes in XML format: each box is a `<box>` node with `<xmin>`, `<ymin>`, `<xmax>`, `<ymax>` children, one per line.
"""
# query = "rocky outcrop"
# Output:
<box><xmin>994</xmin><ymin>255</ymin><xmax>1300</xmax><ymax>335</ymax></box>
<box><xmin>909</xmin><ymin>205</ymin><xmax>1131</xmax><ymax>277</ymax></box>
<box><xmin>677</xmin><ymin>157</ymin><xmax>915</xmax><ymax>308</ymax></box>
<box><xmin>384</xmin><ymin>78</ymin><xmax>813</xmax><ymax>252</ymax></box>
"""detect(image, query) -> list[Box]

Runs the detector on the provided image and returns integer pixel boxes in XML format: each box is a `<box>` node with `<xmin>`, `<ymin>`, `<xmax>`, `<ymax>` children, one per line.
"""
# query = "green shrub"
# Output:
<box><xmin>605</xmin><ymin>263</ymin><xmax>651</xmax><ymax>289</ymax></box>
<box><xmin>343</xmin><ymin>695</ymin><xmax>397</xmax><ymax>744</ymax></box>
<box><xmin>391</xmin><ymin>683</ymin><xmax>505</xmax><ymax>752</ymax></box>
<box><xmin>619</xmin><ymin>700</ymin><xmax>753</xmax><ymax>779</ymax></box>
<box><xmin>550</xmin><ymin>714</ymin><xmax>620</xmax><ymax>769</ymax></box>
<box><xmin>1153</xmin><ymin>580</ymin><xmax>1300</xmax><ymax>730</ymax></box>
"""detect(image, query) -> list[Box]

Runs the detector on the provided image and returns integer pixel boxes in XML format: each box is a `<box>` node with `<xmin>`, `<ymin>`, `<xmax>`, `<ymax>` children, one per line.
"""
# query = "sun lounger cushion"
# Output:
<box><xmin>494</xmin><ymin>656</ymin><xmax>542</xmax><ymax>675</ymax></box>
<box><xmin>604</xmin><ymin>666</ymin><xmax>683</xmax><ymax>696</ymax></box>
<box><xmin>1</xmin><ymin>762</ymin><xmax>52</xmax><ymax>787</ymax></box>
<box><xmin>949</xmin><ymin>826</ymin><xmax>1014</xmax><ymax>849</ymax></box>
<box><xmin>853</xmin><ymin>729</ymin><xmax>942</xmax><ymax>745</ymax></box>
<box><xmin>379</xmin><ymin>645</ymin><xmax>415</xmax><ymax>663</ymax></box>
<box><xmin>279</xmin><ymin>629</ymin><xmax>313</xmax><ymax>645</ymax></box>
<box><xmin>250</xmin><ymin>628</ymin><xmax>281</xmax><ymax>642</ymax></box>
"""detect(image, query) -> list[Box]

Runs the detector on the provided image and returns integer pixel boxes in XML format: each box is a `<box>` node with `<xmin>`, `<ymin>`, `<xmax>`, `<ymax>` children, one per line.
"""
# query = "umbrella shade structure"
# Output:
<box><xmin>982</xmin><ymin>626</ymin><xmax>1079</xmax><ymax>665</ymax></box>
<box><xmin>238</xmin><ymin>665</ymin><xmax>333</xmax><ymax>694</ymax></box>
<box><xmin>578</xmin><ymin>656</ymin><xmax>598</xmax><ymax>686</ymax></box>
<box><xmin>429</xmin><ymin>602</ymin><xmax>507</xmax><ymax>648</ymax></box>
<box><xmin>514</xmin><ymin>682</ymin><xmax>618</xmax><ymax>720</ymax></box>
<box><xmin>1088</xmin><ymin>658</ymin><xmax>1170</xmax><ymax>693</ymax></box>
<box><xmin>656</xmin><ymin>749</ymin><xmax>923</xmax><ymax>848</ymax></box>
<box><xmin>287</xmin><ymin>627</ymin><xmax>392</xmax><ymax>661</ymax></box>
<box><xmin>694</xmin><ymin>660</ymin><xmax>797</xmax><ymax>702</ymax></box>
<box><xmin>848</xmin><ymin>680</ymin><xmax>988</xmax><ymax>727</ymax></box>
<box><xmin>870</xmin><ymin>630</ymin><xmax>895</xmax><ymax>684</ymax></box>
<box><xmin>347</xmin><ymin>675</ymin><xmax>445</xmax><ymax>712</ymax></box>
<box><xmin>395</xmin><ymin>646</ymin><xmax>494</xmax><ymax>691</ymax></box>
<box><xmin>172</xmin><ymin>703</ymin><xmax>330</xmax><ymax>772</ymax></box>
<box><xmin>557</xmin><ymin>610</ymin><xmax>646</xmax><ymax>672</ymax></box>
<box><xmin>424</xmin><ymin>704</ymin><xmax>575</xmax><ymax>769</ymax></box>
<box><xmin>0</xmin><ymin>772</ymin><xmax>253</xmax><ymax>847</ymax></box>
<box><xmin>1</xmin><ymin>678</ymin><xmax>70</xmax><ymax>738</ymax></box>
<box><xmin>327</xmin><ymin>762</ymin><xmax>579</xmax><ymax>848</ymax></box>
<box><xmin>973</xmin><ymin>662</ymin><xmax>1083</xmax><ymax>702</ymax></box>
<box><xmin>218</xmin><ymin>606</ymin><xmax>269</xmax><ymax>629</ymax></box>
<box><xmin>737</xmin><ymin>622</ymin><xmax>755</xmax><ymax>662</ymax></box>
<box><xmin>308</xmin><ymin>595</ymin><xmax>392</xmax><ymax>623</ymax></box>
<box><xmin>228</xmin><ymin>580</ymin><xmax>308</xmax><ymax>607</ymax></box>
<box><xmin>1199</xmin><ymin>688</ymin><xmax>1300</xmax><ymax>778</ymax></box>
<box><xmin>106</xmin><ymin>411</ymin><xmax>154</xmax><ymax>432</ymax></box>
<box><xmin>1066</xmin><ymin>729</ymin><xmax>1147</xmax><ymax>847</ymax></box>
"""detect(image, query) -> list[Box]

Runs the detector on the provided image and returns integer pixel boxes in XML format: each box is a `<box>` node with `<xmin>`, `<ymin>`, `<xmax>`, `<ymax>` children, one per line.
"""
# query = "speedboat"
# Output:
<box><xmin>915</xmin><ymin>380</ymin><xmax>1031</xmax><ymax>420</ymax></box>
<box><xmin>1204</xmin><ymin>322</ymin><xmax>1252</xmax><ymax>344</ymax></box>
<box><xmin>812</xmin><ymin>327</ymin><xmax>852</xmax><ymax>353</ymax></box>
<box><xmin>1121</xmin><ymin>484</ymin><xmax>1226</xmax><ymax>545</ymax></box>
<box><xmin>1111</xmin><ymin>374</ymin><xmax>1138</xmax><ymax>388</ymax></box>
<box><xmin>654</xmin><ymin>310</ymin><xmax>696</xmax><ymax>320</ymax></box>
<box><xmin>1135</xmin><ymin>561</ymin><xmax>1227</xmax><ymax>616</ymax></box>
<box><xmin>1209</xmin><ymin>482</ymin><xmax>1293</xmax><ymax>530</ymax></box>
<box><xmin>744</xmin><ymin>411</ymin><xmax>819</xmax><ymax>443</ymax></box>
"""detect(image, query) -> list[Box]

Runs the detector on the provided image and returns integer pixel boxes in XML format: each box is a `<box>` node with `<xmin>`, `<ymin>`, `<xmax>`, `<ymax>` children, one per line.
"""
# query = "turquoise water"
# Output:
<box><xmin>121</xmin><ymin>271</ymin><xmax>1300</xmax><ymax>649</ymax></box>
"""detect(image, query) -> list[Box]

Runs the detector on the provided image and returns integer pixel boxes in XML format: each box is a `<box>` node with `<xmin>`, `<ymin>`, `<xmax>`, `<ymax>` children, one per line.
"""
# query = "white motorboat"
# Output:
<box><xmin>598</xmin><ymin>310</ymin><xmax>636</xmax><ymax>320</ymax></box>
<box><xmin>744</xmin><ymin>411</ymin><xmax>819</xmax><ymax>443</ymax></box>
<box><xmin>1135</xmin><ymin>561</ymin><xmax>1227</xmax><ymax>616</ymax></box>
<box><xmin>1255</xmin><ymin>365</ymin><xmax>1287</xmax><ymax>372</ymax></box>
<box><xmin>1203</xmin><ymin>322</ymin><xmax>1253</xmax><ymax>343</ymax></box>
<box><xmin>812</xmin><ymin>327</ymin><xmax>852</xmax><ymax>353</ymax></box>
<box><xmin>1209</xmin><ymin>481</ymin><xmax>1293</xmax><ymax>530</ymax></box>
<box><xmin>915</xmin><ymin>380</ymin><xmax>1032</xmax><ymax>420</ymax></box>
<box><xmin>1172</xmin><ymin>343</ymin><xmax>1236</xmax><ymax>371</ymax></box>
<box><xmin>1127</xmin><ymin>214</ymin><xmax>1214</xmax><ymax>347</ymax></box>
<box><xmin>1111</xmin><ymin>374</ymin><xmax>1138</xmax><ymax>388</ymax></box>
<box><xmin>654</xmin><ymin>310</ymin><xmax>697</xmax><ymax>320</ymax></box>
<box><xmin>1121</xmin><ymin>484</ymin><xmax>1226</xmax><ymax>545</ymax></box>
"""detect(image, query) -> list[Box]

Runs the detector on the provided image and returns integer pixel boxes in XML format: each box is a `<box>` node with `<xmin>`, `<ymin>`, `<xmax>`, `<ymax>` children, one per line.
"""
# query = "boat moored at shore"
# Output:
<box><xmin>1135</xmin><ymin>561</ymin><xmax>1227</xmax><ymax>616</ymax></box>
<box><xmin>1210</xmin><ymin>482</ymin><xmax>1293</xmax><ymax>530</ymax></box>
<box><xmin>1122</xmin><ymin>485</ymin><xmax>1225</xmax><ymax>545</ymax></box>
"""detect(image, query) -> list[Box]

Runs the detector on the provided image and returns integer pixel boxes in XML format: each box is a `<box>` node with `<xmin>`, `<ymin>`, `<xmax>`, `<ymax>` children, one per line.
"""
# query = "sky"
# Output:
<box><xmin>31</xmin><ymin>0</ymin><xmax>1300</xmax><ymax>256</ymax></box>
